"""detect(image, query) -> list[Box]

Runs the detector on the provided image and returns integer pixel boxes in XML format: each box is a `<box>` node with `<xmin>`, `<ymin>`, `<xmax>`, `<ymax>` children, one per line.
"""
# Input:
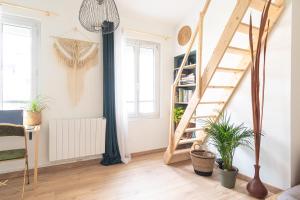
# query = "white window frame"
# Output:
<box><xmin>126</xmin><ymin>39</ymin><xmax>160</xmax><ymax>118</ymax></box>
<box><xmin>0</xmin><ymin>14</ymin><xmax>40</xmax><ymax>110</ymax></box>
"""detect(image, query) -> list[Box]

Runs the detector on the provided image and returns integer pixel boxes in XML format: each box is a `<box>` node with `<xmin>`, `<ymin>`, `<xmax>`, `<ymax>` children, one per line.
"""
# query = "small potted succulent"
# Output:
<box><xmin>25</xmin><ymin>95</ymin><xmax>48</xmax><ymax>126</ymax></box>
<box><xmin>204</xmin><ymin>112</ymin><xmax>253</xmax><ymax>188</ymax></box>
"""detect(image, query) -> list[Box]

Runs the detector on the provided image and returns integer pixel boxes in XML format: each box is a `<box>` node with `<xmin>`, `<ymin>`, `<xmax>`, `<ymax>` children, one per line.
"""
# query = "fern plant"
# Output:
<box><xmin>203</xmin><ymin>112</ymin><xmax>253</xmax><ymax>171</ymax></box>
<box><xmin>27</xmin><ymin>95</ymin><xmax>48</xmax><ymax>112</ymax></box>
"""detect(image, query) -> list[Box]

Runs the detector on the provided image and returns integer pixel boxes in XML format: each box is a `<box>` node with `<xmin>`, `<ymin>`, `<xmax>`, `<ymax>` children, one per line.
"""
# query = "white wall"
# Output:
<box><xmin>291</xmin><ymin>0</ymin><xmax>300</xmax><ymax>187</ymax></box>
<box><xmin>0</xmin><ymin>0</ymin><xmax>174</xmax><ymax>173</ymax></box>
<box><xmin>174</xmin><ymin>0</ymin><xmax>293</xmax><ymax>189</ymax></box>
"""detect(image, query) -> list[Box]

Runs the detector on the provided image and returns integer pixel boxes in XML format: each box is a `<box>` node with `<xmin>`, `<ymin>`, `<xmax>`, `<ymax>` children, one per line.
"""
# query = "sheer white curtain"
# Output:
<box><xmin>114</xmin><ymin>27</ymin><xmax>131</xmax><ymax>163</ymax></box>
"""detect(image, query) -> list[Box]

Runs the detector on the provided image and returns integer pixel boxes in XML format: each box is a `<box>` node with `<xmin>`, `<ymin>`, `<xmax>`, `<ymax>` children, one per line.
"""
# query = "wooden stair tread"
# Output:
<box><xmin>199</xmin><ymin>101</ymin><xmax>225</xmax><ymax>104</ymax></box>
<box><xmin>227</xmin><ymin>46</ymin><xmax>250</xmax><ymax>55</ymax></box>
<box><xmin>185</xmin><ymin>127</ymin><xmax>204</xmax><ymax>133</ymax></box>
<box><xmin>216</xmin><ymin>67</ymin><xmax>246</xmax><ymax>73</ymax></box>
<box><xmin>208</xmin><ymin>85</ymin><xmax>235</xmax><ymax>89</ymax></box>
<box><xmin>237</xmin><ymin>22</ymin><xmax>259</xmax><ymax>35</ymax></box>
<box><xmin>250</xmin><ymin>0</ymin><xmax>281</xmax><ymax>11</ymax></box>
<box><xmin>192</xmin><ymin>115</ymin><xmax>217</xmax><ymax>119</ymax></box>
<box><xmin>178</xmin><ymin>138</ymin><xmax>200</xmax><ymax>145</ymax></box>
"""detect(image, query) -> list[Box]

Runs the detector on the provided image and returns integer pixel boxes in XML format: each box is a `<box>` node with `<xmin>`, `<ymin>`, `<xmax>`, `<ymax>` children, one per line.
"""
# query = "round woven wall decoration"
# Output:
<box><xmin>178</xmin><ymin>26</ymin><xmax>192</xmax><ymax>46</ymax></box>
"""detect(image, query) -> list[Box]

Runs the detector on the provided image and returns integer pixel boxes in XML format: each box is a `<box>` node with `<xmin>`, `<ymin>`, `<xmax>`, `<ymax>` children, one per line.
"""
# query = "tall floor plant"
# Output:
<box><xmin>247</xmin><ymin>0</ymin><xmax>271</xmax><ymax>198</ymax></box>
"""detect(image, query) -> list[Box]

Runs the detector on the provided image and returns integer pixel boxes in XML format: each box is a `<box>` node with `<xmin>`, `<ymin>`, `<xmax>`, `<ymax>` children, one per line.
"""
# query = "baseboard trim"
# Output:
<box><xmin>237</xmin><ymin>173</ymin><xmax>283</xmax><ymax>194</ymax></box>
<box><xmin>131</xmin><ymin>147</ymin><xmax>167</xmax><ymax>158</ymax></box>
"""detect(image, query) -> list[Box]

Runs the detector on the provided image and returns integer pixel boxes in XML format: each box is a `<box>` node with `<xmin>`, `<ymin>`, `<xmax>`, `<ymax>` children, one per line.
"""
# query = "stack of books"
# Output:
<box><xmin>178</xmin><ymin>89</ymin><xmax>193</xmax><ymax>103</ymax></box>
<box><xmin>180</xmin><ymin>73</ymin><xmax>195</xmax><ymax>85</ymax></box>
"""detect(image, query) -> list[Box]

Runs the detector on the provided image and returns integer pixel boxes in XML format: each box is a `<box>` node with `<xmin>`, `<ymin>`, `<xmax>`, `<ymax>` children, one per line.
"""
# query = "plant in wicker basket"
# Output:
<box><xmin>204</xmin><ymin>112</ymin><xmax>253</xmax><ymax>188</ymax></box>
<box><xmin>25</xmin><ymin>95</ymin><xmax>49</xmax><ymax>126</ymax></box>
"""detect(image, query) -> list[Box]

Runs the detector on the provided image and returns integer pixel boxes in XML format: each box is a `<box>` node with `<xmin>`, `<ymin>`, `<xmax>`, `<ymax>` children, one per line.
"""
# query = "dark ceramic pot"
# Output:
<box><xmin>219</xmin><ymin>167</ymin><xmax>238</xmax><ymax>189</ymax></box>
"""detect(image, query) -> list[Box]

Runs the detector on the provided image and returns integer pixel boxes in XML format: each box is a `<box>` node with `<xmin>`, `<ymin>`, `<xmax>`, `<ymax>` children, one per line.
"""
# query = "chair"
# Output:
<box><xmin>0</xmin><ymin>124</ymin><xmax>29</xmax><ymax>199</ymax></box>
<box><xmin>0</xmin><ymin>110</ymin><xmax>23</xmax><ymax>125</ymax></box>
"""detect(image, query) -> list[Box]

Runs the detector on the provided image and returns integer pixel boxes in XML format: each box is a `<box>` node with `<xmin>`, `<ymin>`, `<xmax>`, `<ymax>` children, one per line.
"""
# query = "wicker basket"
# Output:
<box><xmin>190</xmin><ymin>145</ymin><xmax>216</xmax><ymax>176</ymax></box>
<box><xmin>25</xmin><ymin>111</ymin><xmax>41</xmax><ymax>126</ymax></box>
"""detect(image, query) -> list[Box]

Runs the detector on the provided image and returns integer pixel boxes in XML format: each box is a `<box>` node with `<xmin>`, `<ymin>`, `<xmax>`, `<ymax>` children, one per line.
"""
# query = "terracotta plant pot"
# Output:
<box><xmin>25</xmin><ymin>111</ymin><xmax>42</xmax><ymax>126</ymax></box>
<box><xmin>219</xmin><ymin>167</ymin><xmax>238</xmax><ymax>189</ymax></box>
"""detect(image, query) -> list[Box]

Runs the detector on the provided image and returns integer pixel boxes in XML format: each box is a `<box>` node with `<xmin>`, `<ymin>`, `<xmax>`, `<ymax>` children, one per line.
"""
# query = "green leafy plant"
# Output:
<box><xmin>27</xmin><ymin>95</ymin><xmax>48</xmax><ymax>112</ymax></box>
<box><xmin>173</xmin><ymin>107</ymin><xmax>185</xmax><ymax>124</ymax></box>
<box><xmin>203</xmin><ymin>112</ymin><xmax>253</xmax><ymax>171</ymax></box>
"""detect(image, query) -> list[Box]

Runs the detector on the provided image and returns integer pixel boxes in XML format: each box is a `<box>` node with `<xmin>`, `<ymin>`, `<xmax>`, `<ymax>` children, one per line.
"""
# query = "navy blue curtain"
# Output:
<box><xmin>100</xmin><ymin>21</ymin><xmax>122</xmax><ymax>166</ymax></box>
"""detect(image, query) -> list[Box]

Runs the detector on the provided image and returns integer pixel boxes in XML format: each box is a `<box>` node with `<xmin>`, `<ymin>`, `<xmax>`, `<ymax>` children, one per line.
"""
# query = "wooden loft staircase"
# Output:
<box><xmin>164</xmin><ymin>0</ymin><xmax>285</xmax><ymax>164</ymax></box>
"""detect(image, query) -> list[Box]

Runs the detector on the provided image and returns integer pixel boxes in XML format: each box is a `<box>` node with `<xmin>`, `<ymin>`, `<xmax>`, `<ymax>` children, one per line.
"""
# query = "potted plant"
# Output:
<box><xmin>173</xmin><ymin>107</ymin><xmax>184</xmax><ymax>128</ymax></box>
<box><xmin>204</xmin><ymin>112</ymin><xmax>253</xmax><ymax>188</ymax></box>
<box><xmin>25</xmin><ymin>96</ymin><xmax>48</xmax><ymax>126</ymax></box>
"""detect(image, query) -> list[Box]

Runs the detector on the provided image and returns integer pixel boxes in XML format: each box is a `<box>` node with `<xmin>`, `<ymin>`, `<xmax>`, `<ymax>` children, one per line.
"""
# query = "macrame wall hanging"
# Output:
<box><xmin>53</xmin><ymin>36</ymin><xmax>99</xmax><ymax>105</ymax></box>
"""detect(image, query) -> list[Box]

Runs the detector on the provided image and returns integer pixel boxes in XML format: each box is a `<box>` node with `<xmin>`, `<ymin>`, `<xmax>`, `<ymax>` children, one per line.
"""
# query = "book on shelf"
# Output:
<box><xmin>180</xmin><ymin>73</ymin><xmax>195</xmax><ymax>85</ymax></box>
<box><xmin>177</xmin><ymin>88</ymin><xmax>194</xmax><ymax>103</ymax></box>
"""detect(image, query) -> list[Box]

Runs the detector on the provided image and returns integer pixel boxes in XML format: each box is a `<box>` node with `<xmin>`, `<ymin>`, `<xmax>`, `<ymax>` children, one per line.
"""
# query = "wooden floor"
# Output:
<box><xmin>1</xmin><ymin>152</ymin><xmax>273</xmax><ymax>200</ymax></box>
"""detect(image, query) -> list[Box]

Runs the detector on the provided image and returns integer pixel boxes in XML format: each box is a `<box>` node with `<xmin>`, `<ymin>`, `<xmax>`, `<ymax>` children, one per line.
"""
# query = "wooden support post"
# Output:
<box><xmin>197</xmin><ymin>0</ymin><xmax>211</xmax><ymax>97</ymax></box>
<box><xmin>196</xmin><ymin>15</ymin><xmax>204</xmax><ymax>98</ymax></box>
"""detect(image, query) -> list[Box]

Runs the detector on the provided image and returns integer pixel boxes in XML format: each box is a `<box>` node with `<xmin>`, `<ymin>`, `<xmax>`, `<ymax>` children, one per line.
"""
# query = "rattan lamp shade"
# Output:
<box><xmin>79</xmin><ymin>0</ymin><xmax>120</xmax><ymax>34</ymax></box>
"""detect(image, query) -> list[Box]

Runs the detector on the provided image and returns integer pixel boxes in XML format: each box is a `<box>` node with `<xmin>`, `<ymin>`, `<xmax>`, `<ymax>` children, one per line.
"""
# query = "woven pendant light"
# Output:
<box><xmin>79</xmin><ymin>0</ymin><xmax>120</xmax><ymax>34</ymax></box>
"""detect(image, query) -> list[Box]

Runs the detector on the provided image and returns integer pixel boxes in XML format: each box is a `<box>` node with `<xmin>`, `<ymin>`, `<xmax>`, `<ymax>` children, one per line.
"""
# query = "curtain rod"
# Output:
<box><xmin>0</xmin><ymin>1</ymin><xmax>57</xmax><ymax>16</ymax></box>
<box><xmin>123</xmin><ymin>28</ymin><xmax>171</xmax><ymax>40</ymax></box>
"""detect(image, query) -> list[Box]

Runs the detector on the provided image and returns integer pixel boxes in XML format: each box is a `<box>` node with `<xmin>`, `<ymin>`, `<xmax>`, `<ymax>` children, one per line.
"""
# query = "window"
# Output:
<box><xmin>0</xmin><ymin>15</ymin><xmax>39</xmax><ymax>110</ymax></box>
<box><xmin>124</xmin><ymin>39</ymin><xmax>160</xmax><ymax>118</ymax></box>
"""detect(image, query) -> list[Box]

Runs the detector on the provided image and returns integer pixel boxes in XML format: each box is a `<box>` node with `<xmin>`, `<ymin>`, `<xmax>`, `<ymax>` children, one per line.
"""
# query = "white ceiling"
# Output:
<box><xmin>3</xmin><ymin>0</ymin><xmax>203</xmax><ymax>27</ymax></box>
<box><xmin>115</xmin><ymin>0</ymin><xmax>204</xmax><ymax>27</ymax></box>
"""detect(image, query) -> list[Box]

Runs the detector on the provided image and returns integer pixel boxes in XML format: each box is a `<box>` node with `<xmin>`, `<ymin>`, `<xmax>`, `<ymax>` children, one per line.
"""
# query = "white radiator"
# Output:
<box><xmin>49</xmin><ymin>117</ymin><xmax>106</xmax><ymax>162</ymax></box>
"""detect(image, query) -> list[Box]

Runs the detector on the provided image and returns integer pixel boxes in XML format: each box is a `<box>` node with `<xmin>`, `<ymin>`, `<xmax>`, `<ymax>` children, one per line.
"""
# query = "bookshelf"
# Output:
<box><xmin>174</xmin><ymin>50</ymin><xmax>196</xmax><ymax>105</ymax></box>
<box><xmin>173</xmin><ymin>51</ymin><xmax>197</xmax><ymax>144</ymax></box>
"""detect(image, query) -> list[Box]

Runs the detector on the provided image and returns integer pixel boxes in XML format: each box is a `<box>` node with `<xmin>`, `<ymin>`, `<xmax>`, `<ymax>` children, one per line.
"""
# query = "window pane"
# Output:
<box><xmin>124</xmin><ymin>45</ymin><xmax>135</xmax><ymax>102</ymax></box>
<box><xmin>2</xmin><ymin>24</ymin><xmax>33</xmax><ymax>110</ymax></box>
<box><xmin>139</xmin><ymin>47</ymin><xmax>154</xmax><ymax>103</ymax></box>
<box><xmin>127</xmin><ymin>102</ymin><xmax>135</xmax><ymax>115</ymax></box>
<box><xmin>139</xmin><ymin>101</ymin><xmax>154</xmax><ymax>114</ymax></box>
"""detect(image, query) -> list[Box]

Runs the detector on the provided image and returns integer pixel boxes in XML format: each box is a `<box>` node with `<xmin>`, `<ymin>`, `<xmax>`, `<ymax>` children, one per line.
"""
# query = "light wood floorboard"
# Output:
<box><xmin>0</xmin><ymin>152</ymin><xmax>274</xmax><ymax>200</ymax></box>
